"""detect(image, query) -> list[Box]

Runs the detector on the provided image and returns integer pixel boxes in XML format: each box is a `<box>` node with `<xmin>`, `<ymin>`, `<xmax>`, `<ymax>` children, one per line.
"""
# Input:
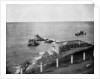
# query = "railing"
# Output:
<box><xmin>38</xmin><ymin>46</ymin><xmax>94</xmax><ymax>73</ymax></box>
<box><xmin>19</xmin><ymin>45</ymin><xmax>94</xmax><ymax>74</ymax></box>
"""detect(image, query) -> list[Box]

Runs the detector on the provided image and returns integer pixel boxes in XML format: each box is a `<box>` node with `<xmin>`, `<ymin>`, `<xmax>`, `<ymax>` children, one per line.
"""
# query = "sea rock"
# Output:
<box><xmin>34</xmin><ymin>34</ymin><xmax>45</xmax><ymax>41</ymax></box>
<box><xmin>44</xmin><ymin>39</ymin><xmax>54</xmax><ymax>43</ymax></box>
<box><xmin>28</xmin><ymin>39</ymin><xmax>39</xmax><ymax>46</ymax></box>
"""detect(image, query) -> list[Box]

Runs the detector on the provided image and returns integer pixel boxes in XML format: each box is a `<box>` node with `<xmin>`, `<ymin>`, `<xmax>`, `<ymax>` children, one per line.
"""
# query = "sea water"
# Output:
<box><xmin>6</xmin><ymin>21</ymin><xmax>94</xmax><ymax>71</ymax></box>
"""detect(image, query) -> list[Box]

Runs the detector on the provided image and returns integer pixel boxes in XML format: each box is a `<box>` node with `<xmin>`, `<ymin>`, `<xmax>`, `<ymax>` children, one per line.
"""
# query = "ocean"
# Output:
<box><xmin>6</xmin><ymin>21</ymin><xmax>94</xmax><ymax>69</ymax></box>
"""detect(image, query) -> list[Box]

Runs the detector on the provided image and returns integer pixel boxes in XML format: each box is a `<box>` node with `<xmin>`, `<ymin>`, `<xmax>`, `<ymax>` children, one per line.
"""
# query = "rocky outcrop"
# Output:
<box><xmin>34</xmin><ymin>34</ymin><xmax>45</xmax><ymax>41</ymax></box>
<box><xmin>75</xmin><ymin>30</ymin><xmax>86</xmax><ymax>36</ymax></box>
<box><xmin>28</xmin><ymin>39</ymin><xmax>40</xmax><ymax>46</ymax></box>
<box><xmin>27</xmin><ymin>34</ymin><xmax>54</xmax><ymax>46</ymax></box>
<box><xmin>44</xmin><ymin>39</ymin><xmax>54</xmax><ymax>43</ymax></box>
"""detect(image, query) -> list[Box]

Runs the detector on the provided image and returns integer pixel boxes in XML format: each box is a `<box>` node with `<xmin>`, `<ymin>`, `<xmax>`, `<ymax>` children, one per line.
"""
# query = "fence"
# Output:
<box><xmin>19</xmin><ymin>46</ymin><xmax>94</xmax><ymax>74</ymax></box>
<box><xmin>38</xmin><ymin>46</ymin><xmax>94</xmax><ymax>73</ymax></box>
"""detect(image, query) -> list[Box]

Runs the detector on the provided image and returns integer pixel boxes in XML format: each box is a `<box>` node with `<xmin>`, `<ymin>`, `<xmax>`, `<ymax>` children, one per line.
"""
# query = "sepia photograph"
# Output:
<box><xmin>6</xmin><ymin>4</ymin><xmax>94</xmax><ymax>74</ymax></box>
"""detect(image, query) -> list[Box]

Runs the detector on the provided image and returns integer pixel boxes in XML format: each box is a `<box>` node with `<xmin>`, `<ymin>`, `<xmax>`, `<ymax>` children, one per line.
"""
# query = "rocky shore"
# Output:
<box><xmin>10</xmin><ymin>35</ymin><xmax>93</xmax><ymax>74</ymax></box>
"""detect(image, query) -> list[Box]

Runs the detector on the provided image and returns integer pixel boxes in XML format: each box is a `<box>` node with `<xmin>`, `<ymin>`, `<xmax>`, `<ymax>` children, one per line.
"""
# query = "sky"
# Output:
<box><xmin>6</xmin><ymin>4</ymin><xmax>94</xmax><ymax>22</ymax></box>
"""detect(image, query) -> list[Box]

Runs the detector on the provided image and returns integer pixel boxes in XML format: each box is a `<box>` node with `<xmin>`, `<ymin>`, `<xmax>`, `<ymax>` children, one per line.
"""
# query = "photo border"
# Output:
<box><xmin>0</xmin><ymin>1</ymin><xmax>100</xmax><ymax>79</ymax></box>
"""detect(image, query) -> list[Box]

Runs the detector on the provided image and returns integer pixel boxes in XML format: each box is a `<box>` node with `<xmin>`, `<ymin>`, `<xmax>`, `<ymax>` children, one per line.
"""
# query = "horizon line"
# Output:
<box><xmin>6</xmin><ymin>21</ymin><xmax>94</xmax><ymax>23</ymax></box>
